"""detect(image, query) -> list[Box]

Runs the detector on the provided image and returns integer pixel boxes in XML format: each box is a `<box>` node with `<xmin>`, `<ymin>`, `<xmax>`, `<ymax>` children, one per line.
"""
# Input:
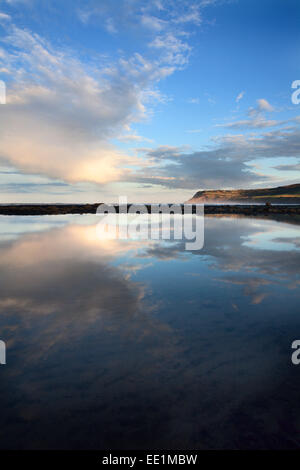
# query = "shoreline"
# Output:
<box><xmin>0</xmin><ymin>203</ymin><xmax>300</xmax><ymax>216</ymax></box>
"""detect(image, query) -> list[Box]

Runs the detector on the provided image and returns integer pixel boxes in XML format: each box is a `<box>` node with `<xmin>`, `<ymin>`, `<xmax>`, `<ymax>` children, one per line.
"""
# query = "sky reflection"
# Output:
<box><xmin>0</xmin><ymin>215</ymin><xmax>299</xmax><ymax>449</ymax></box>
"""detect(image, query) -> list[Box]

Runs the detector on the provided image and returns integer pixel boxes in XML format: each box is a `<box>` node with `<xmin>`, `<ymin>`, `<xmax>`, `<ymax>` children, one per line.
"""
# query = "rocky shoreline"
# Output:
<box><xmin>0</xmin><ymin>203</ymin><xmax>300</xmax><ymax>216</ymax></box>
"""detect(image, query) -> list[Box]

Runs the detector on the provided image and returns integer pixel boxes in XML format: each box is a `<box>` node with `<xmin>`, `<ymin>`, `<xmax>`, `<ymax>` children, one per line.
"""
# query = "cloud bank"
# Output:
<box><xmin>0</xmin><ymin>1</ymin><xmax>204</xmax><ymax>184</ymax></box>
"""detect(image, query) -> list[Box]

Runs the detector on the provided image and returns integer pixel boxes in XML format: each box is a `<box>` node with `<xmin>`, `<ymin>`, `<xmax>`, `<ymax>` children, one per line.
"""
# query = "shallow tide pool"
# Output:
<box><xmin>0</xmin><ymin>214</ymin><xmax>300</xmax><ymax>449</ymax></box>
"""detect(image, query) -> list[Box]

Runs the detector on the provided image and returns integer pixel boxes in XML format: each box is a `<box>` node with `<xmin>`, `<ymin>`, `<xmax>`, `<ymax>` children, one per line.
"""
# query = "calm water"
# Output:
<box><xmin>0</xmin><ymin>214</ymin><xmax>300</xmax><ymax>449</ymax></box>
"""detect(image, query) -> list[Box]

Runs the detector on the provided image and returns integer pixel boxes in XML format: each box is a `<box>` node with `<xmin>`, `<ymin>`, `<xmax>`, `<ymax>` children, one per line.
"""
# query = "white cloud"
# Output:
<box><xmin>141</xmin><ymin>14</ymin><xmax>167</xmax><ymax>31</ymax></box>
<box><xmin>187</xmin><ymin>97</ymin><xmax>200</xmax><ymax>104</ymax></box>
<box><xmin>0</xmin><ymin>25</ymin><xmax>163</xmax><ymax>183</ymax></box>
<box><xmin>150</xmin><ymin>33</ymin><xmax>192</xmax><ymax>67</ymax></box>
<box><xmin>218</xmin><ymin>117</ymin><xmax>280</xmax><ymax>129</ymax></box>
<box><xmin>0</xmin><ymin>12</ymin><xmax>11</xmax><ymax>21</ymax></box>
<box><xmin>205</xmin><ymin>92</ymin><xmax>216</xmax><ymax>105</ymax></box>
<box><xmin>105</xmin><ymin>18</ymin><xmax>117</xmax><ymax>34</ymax></box>
<box><xmin>257</xmin><ymin>98</ymin><xmax>274</xmax><ymax>112</ymax></box>
<box><xmin>236</xmin><ymin>91</ymin><xmax>245</xmax><ymax>103</ymax></box>
<box><xmin>77</xmin><ymin>9</ymin><xmax>91</xmax><ymax>25</ymax></box>
<box><xmin>117</xmin><ymin>133</ymin><xmax>153</xmax><ymax>143</ymax></box>
<box><xmin>200</xmin><ymin>0</ymin><xmax>219</xmax><ymax>5</ymax></box>
<box><xmin>77</xmin><ymin>0</ymin><xmax>201</xmax><ymax>71</ymax></box>
<box><xmin>172</xmin><ymin>4</ymin><xmax>202</xmax><ymax>25</ymax></box>
<box><xmin>0</xmin><ymin>3</ymin><xmax>198</xmax><ymax>185</ymax></box>
<box><xmin>218</xmin><ymin>98</ymin><xmax>279</xmax><ymax>129</ymax></box>
<box><xmin>248</xmin><ymin>98</ymin><xmax>275</xmax><ymax>117</ymax></box>
<box><xmin>2</xmin><ymin>0</ymin><xmax>278</xmax><ymax>193</ymax></box>
<box><xmin>4</xmin><ymin>0</ymin><xmax>30</xmax><ymax>3</ymax></box>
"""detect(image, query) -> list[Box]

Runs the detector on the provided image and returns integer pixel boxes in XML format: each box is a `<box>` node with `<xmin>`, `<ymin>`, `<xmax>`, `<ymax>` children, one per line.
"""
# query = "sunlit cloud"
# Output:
<box><xmin>0</xmin><ymin>1</ymin><xmax>203</xmax><ymax>186</ymax></box>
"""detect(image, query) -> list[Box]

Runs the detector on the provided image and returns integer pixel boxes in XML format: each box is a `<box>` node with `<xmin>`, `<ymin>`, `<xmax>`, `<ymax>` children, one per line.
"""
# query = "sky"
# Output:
<box><xmin>0</xmin><ymin>0</ymin><xmax>300</xmax><ymax>203</ymax></box>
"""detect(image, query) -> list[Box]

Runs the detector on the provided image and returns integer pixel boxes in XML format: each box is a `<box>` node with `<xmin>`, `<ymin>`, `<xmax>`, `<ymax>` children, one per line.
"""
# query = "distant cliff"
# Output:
<box><xmin>187</xmin><ymin>183</ymin><xmax>300</xmax><ymax>204</ymax></box>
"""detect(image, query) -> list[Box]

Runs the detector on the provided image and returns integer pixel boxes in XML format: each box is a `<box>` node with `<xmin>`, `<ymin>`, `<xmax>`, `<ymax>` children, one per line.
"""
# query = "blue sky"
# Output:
<box><xmin>0</xmin><ymin>0</ymin><xmax>300</xmax><ymax>202</ymax></box>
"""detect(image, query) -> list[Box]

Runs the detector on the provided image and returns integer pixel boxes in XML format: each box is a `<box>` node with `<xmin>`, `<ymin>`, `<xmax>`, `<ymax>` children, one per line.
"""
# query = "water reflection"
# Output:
<box><xmin>0</xmin><ymin>215</ymin><xmax>299</xmax><ymax>449</ymax></box>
